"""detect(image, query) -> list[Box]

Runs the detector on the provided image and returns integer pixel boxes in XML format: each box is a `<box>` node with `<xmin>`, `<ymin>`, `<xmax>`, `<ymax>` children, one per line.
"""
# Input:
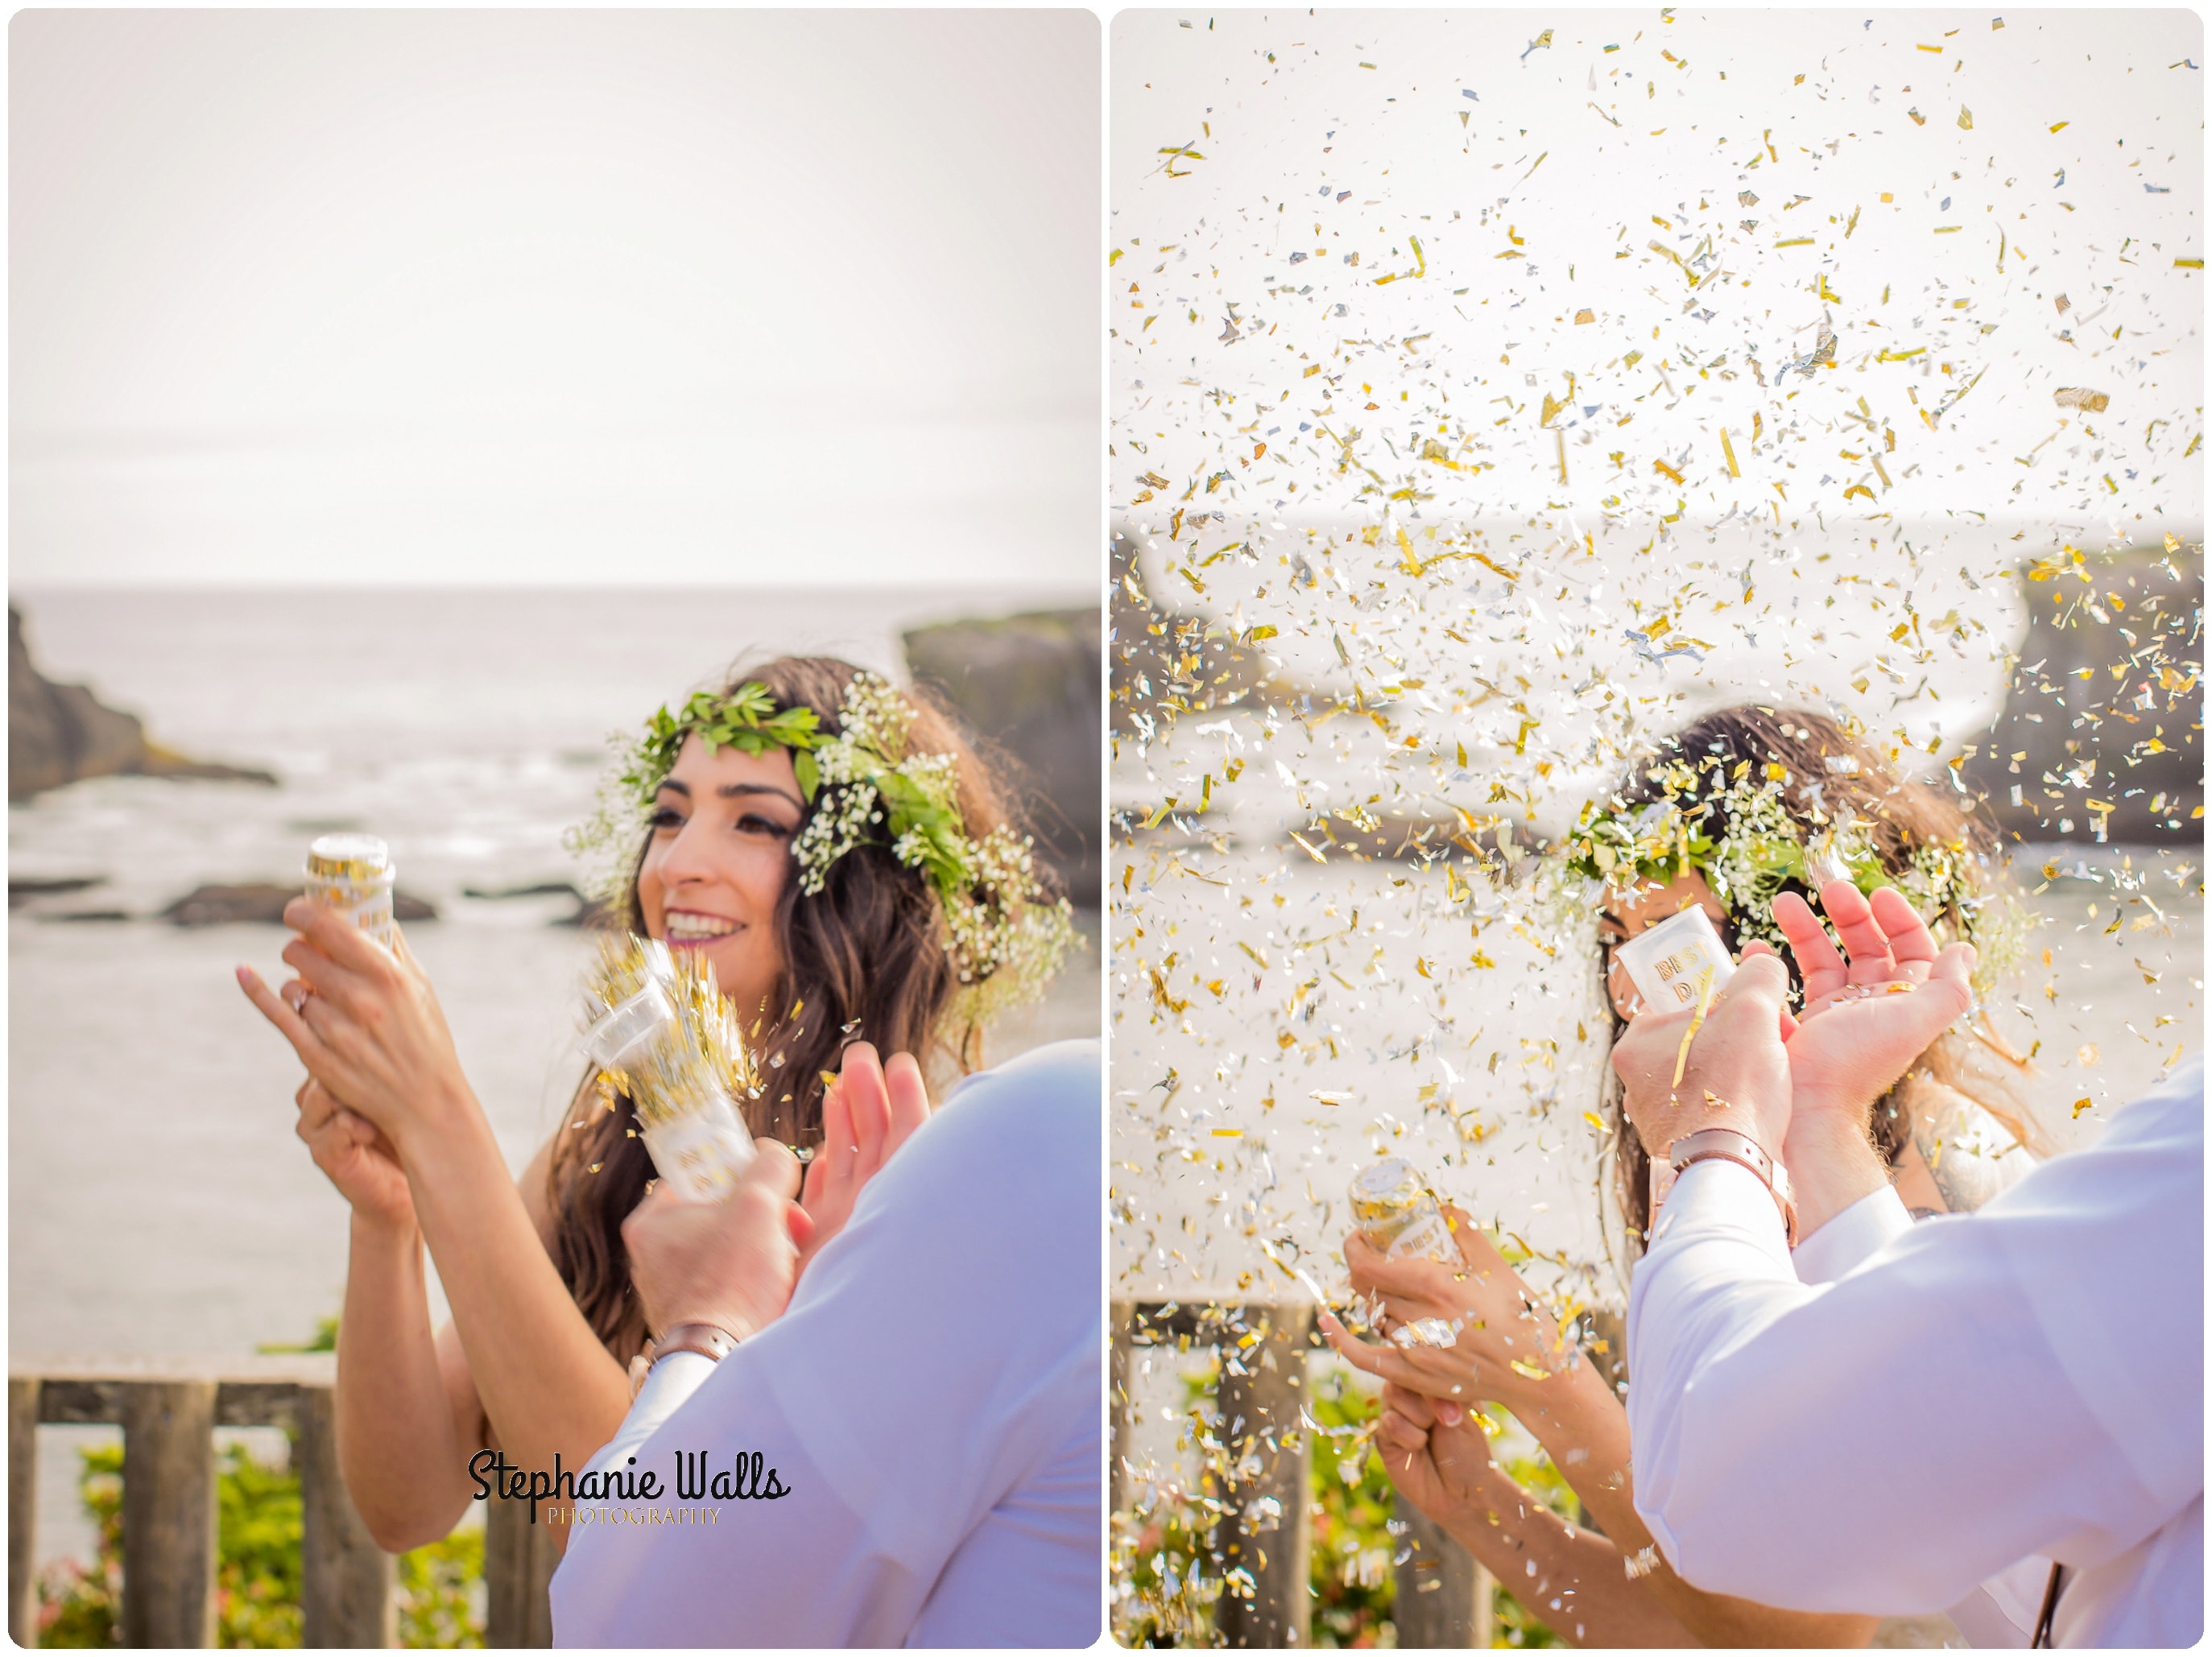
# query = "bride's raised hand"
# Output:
<box><xmin>236</xmin><ymin>899</ymin><xmax>476</xmax><ymax>1159</ymax></box>
<box><xmin>293</xmin><ymin>1076</ymin><xmax>415</xmax><ymax>1231</ymax></box>
<box><xmin>798</xmin><ymin>1041</ymin><xmax>930</xmax><ymax>1266</ymax></box>
<box><xmin>1771</xmin><ymin>880</ymin><xmax>1975</xmax><ymax>1121</ymax></box>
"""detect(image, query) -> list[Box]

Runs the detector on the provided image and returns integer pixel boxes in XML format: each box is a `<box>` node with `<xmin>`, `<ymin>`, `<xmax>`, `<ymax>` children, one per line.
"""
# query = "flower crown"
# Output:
<box><xmin>567</xmin><ymin>671</ymin><xmax>1076</xmax><ymax>1027</ymax></box>
<box><xmin>1556</xmin><ymin>755</ymin><xmax>2022</xmax><ymax>990</ymax></box>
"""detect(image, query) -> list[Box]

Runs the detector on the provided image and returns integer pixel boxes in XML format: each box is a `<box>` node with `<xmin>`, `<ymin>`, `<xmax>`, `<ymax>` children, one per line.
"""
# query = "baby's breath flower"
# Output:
<box><xmin>1552</xmin><ymin>762</ymin><xmax>2002</xmax><ymax>966</ymax></box>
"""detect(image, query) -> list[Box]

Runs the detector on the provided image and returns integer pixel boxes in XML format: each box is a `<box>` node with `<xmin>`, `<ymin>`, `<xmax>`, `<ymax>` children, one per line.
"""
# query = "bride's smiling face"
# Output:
<box><xmin>635</xmin><ymin>733</ymin><xmax>805</xmax><ymax>1025</ymax></box>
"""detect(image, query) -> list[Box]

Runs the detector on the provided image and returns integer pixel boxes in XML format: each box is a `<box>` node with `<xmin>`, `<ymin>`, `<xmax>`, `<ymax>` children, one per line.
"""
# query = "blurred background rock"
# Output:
<box><xmin>10</xmin><ymin>606</ymin><xmax>275</xmax><ymax>800</ymax></box>
<box><xmin>1962</xmin><ymin>542</ymin><xmax>2202</xmax><ymax>845</ymax></box>
<box><xmin>905</xmin><ymin>607</ymin><xmax>1102</xmax><ymax>905</ymax></box>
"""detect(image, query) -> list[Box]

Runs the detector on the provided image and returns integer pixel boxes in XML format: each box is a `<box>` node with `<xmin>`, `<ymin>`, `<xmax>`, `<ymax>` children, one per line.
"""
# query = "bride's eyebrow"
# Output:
<box><xmin>719</xmin><ymin>782</ymin><xmax>804</xmax><ymax>810</ymax></box>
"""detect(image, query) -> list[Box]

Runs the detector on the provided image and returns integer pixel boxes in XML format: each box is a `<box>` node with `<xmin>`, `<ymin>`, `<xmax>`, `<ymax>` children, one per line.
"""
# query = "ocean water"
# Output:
<box><xmin>10</xmin><ymin>585</ymin><xmax>1101</xmax><ymax>1570</ymax></box>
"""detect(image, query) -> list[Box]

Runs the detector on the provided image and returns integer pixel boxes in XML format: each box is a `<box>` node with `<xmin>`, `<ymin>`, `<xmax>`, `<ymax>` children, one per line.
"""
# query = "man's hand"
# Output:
<box><xmin>622</xmin><ymin>1142</ymin><xmax>805</xmax><ymax>1343</ymax></box>
<box><xmin>1770</xmin><ymin>883</ymin><xmax>1977</xmax><ymax>1238</ymax></box>
<box><xmin>1610</xmin><ymin>952</ymin><xmax>1795</xmax><ymax>1162</ymax></box>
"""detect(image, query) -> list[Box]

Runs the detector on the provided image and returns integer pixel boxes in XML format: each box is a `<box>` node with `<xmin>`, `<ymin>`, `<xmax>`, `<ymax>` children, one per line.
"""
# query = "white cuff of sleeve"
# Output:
<box><xmin>586</xmin><ymin>1350</ymin><xmax>717</xmax><ymax>1477</ymax></box>
<box><xmin>1652</xmin><ymin>1155</ymin><xmax>1793</xmax><ymax>1267</ymax></box>
<box><xmin>1792</xmin><ymin>1184</ymin><xmax>1916</xmax><ymax>1286</ymax></box>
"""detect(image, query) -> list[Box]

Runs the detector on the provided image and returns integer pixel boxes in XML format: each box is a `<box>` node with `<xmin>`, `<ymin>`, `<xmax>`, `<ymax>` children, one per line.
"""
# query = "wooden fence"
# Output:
<box><xmin>7</xmin><ymin>1357</ymin><xmax>556</xmax><ymax>1648</ymax></box>
<box><xmin>1111</xmin><ymin>1301</ymin><xmax>1495</xmax><ymax>1649</ymax></box>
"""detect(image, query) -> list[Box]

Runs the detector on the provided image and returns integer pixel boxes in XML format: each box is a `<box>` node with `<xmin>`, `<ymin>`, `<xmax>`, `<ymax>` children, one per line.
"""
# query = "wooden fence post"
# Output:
<box><xmin>485</xmin><ymin>1494</ymin><xmax>559</xmax><ymax>1647</ymax></box>
<box><xmin>1393</xmin><ymin>1502</ymin><xmax>1494</xmax><ymax>1647</ymax></box>
<box><xmin>120</xmin><ymin>1380</ymin><xmax>217</xmax><ymax>1648</ymax></box>
<box><xmin>10</xmin><ymin>1378</ymin><xmax>39</xmax><ymax>1647</ymax></box>
<box><xmin>1212</xmin><ymin>1307</ymin><xmax>1313</xmax><ymax>1649</ymax></box>
<box><xmin>296</xmin><ymin>1386</ymin><xmax>395</xmax><ymax>1647</ymax></box>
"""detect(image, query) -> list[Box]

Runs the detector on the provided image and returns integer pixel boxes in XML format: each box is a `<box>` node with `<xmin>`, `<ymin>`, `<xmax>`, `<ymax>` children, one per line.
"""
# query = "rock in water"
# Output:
<box><xmin>160</xmin><ymin>884</ymin><xmax>439</xmax><ymax>927</ymax></box>
<box><xmin>1109</xmin><ymin>523</ymin><xmax>1296</xmax><ymax>734</ymax></box>
<box><xmin>10</xmin><ymin>876</ymin><xmax>105</xmax><ymax>909</ymax></box>
<box><xmin>10</xmin><ymin>605</ymin><xmax>278</xmax><ymax>800</ymax></box>
<box><xmin>1964</xmin><ymin>543</ymin><xmax>2202</xmax><ymax>845</ymax></box>
<box><xmin>461</xmin><ymin>880</ymin><xmax>607</xmax><ymax>928</ymax></box>
<box><xmin>903</xmin><ymin>609</ymin><xmax>1102</xmax><ymax>906</ymax></box>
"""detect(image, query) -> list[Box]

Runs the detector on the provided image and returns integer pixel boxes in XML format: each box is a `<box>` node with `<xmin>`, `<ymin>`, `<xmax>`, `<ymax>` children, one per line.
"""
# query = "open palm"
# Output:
<box><xmin>797</xmin><ymin>1042</ymin><xmax>930</xmax><ymax>1269</ymax></box>
<box><xmin>1769</xmin><ymin>879</ymin><xmax>1976</xmax><ymax>1123</ymax></box>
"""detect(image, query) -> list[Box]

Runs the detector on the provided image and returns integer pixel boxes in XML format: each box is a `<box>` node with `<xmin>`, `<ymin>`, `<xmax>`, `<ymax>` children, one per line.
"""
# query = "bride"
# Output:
<box><xmin>1325</xmin><ymin>705</ymin><xmax>2045</xmax><ymax>1645</ymax></box>
<box><xmin>238</xmin><ymin>656</ymin><xmax>1075</xmax><ymax>1550</ymax></box>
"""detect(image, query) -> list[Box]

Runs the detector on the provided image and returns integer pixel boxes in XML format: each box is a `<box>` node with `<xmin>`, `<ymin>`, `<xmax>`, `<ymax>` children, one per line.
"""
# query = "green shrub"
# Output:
<box><xmin>396</xmin><ymin>1530</ymin><xmax>485</xmax><ymax>1650</ymax></box>
<box><xmin>36</xmin><ymin>1439</ymin><xmax>485</xmax><ymax>1648</ymax></box>
<box><xmin>217</xmin><ymin>1442</ymin><xmax>304</xmax><ymax>1646</ymax></box>
<box><xmin>1110</xmin><ymin>1353</ymin><xmax>1573</xmax><ymax>1647</ymax></box>
<box><xmin>1304</xmin><ymin>1367</ymin><xmax>1397</xmax><ymax>1648</ymax></box>
<box><xmin>34</xmin><ymin>1444</ymin><xmax>120</xmax><ymax>1648</ymax></box>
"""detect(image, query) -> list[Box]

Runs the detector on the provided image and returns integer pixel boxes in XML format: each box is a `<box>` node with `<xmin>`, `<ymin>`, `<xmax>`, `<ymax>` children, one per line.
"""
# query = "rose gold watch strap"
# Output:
<box><xmin>646</xmin><ymin>1321</ymin><xmax>741</xmax><ymax>1366</ymax></box>
<box><xmin>1668</xmin><ymin>1129</ymin><xmax>1799</xmax><ymax>1246</ymax></box>
<box><xmin>1669</xmin><ymin>1126</ymin><xmax>1774</xmax><ymax>1181</ymax></box>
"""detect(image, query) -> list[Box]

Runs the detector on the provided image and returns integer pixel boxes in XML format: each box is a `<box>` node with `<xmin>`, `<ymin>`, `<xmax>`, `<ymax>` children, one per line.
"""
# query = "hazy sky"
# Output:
<box><xmin>12</xmin><ymin>10</ymin><xmax>1100</xmax><ymax>587</ymax></box>
<box><xmin>1113</xmin><ymin>8</ymin><xmax>2202</xmax><ymax>538</ymax></box>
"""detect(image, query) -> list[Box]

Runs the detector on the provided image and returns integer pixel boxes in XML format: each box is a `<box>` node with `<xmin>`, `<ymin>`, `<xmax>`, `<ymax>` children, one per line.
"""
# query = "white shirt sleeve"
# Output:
<box><xmin>1792</xmin><ymin>1184</ymin><xmax>2063</xmax><ymax>1641</ymax></box>
<box><xmin>581</xmin><ymin>1352</ymin><xmax>715</xmax><ymax>1479</ymax></box>
<box><xmin>549</xmin><ymin>1039</ymin><xmax>1102</xmax><ymax>1648</ymax></box>
<box><xmin>1627</xmin><ymin>1063</ymin><xmax>2203</xmax><ymax>1618</ymax></box>
<box><xmin>1791</xmin><ymin>1184</ymin><xmax>1913</xmax><ymax>1286</ymax></box>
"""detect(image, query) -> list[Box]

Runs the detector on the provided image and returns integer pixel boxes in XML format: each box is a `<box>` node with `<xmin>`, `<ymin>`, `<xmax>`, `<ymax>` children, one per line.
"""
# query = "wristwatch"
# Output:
<box><xmin>1669</xmin><ymin>1127</ymin><xmax>1800</xmax><ymax>1246</ymax></box>
<box><xmin>646</xmin><ymin>1321</ymin><xmax>742</xmax><ymax>1366</ymax></box>
<box><xmin>629</xmin><ymin>1321</ymin><xmax>743</xmax><ymax>1401</ymax></box>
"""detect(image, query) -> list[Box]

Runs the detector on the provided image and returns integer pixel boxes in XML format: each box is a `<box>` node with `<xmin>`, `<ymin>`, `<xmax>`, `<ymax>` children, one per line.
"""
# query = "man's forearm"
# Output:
<box><xmin>585</xmin><ymin>1352</ymin><xmax>717</xmax><ymax>1477</ymax></box>
<box><xmin>1784</xmin><ymin>1112</ymin><xmax>1892</xmax><ymax>1240</ymax></box>
<box><xmin>1623</xmin><ymin>1152</ymin><xmax>2139</xmax><ymax>1617</ymax></box>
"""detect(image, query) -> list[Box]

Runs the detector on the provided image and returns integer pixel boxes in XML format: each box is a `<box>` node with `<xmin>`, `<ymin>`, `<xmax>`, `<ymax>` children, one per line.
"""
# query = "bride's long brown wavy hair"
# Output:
<box><xmin>543</xmin><ymin>655</ymin><xmax>1038</xmax><ymax>1361</ymax></box>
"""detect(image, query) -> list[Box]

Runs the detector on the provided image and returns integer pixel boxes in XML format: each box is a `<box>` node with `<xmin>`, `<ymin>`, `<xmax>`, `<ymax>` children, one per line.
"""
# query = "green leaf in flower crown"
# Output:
<box><xmin>871</xmin><ymin>769</ymin><xmax>930</xmax><ymax>815</ymax></box>
<box><xmin>916</xmin><ymin>824</ymin><xmax>968</xmax><ymax>898</ymax></box>
<box><xmin>764</xmin><ymin>706</ymin><xmax>821</xmax><ymax>748</ymax></box>
<box><xmin>793</xmin><ymin>750</ymin><xmax>820</xmax><ymax>802</ymax></box>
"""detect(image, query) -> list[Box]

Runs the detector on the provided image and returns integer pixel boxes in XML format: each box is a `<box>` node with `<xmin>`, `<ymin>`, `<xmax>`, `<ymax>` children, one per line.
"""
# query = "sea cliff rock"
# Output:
<box><xmin>903</xmin><ymin>608</ymin><xmax>1101</xmax><ymax>906</ymax></box>
<box><xmin>463</xmin><ymin>880</ymin><xmax>610</xmax><ymax>928</ymax></box>
<box><xmin>10</xmin><ymin>605</ymin><xmax>278</xmax><ymax>800</ymax></box>
<box><xmin>1110</xmin><ymin>525</ymin><xmax>1290</xmax><ymax>737</ymax></box>
<box><xmin>1962</xmin><ymin>543</ymin><xmax>2202</xmax><ymax>844</ymax></box>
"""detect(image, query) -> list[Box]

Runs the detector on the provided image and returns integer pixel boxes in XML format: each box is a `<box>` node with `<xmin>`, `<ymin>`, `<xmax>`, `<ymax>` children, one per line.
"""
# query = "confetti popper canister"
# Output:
<box><xmin>582</xmin><ymin>937</ymin><xmax>759</xmax><ymax>1203</ymax></box>
<box><xmin>304</xmin><ymin>833</ymin><xmax>398</xmax><ymax>950</ymax></box>
<box><xmin>1615</xmin><ymin>906</ymin><xmax>1735</xmax><ymax>1014</ymax></box>
<box><xmin>1346</xmin><ymin>1157</ymin><xmax>1457</xmax><ymax>1262</ymax></box>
